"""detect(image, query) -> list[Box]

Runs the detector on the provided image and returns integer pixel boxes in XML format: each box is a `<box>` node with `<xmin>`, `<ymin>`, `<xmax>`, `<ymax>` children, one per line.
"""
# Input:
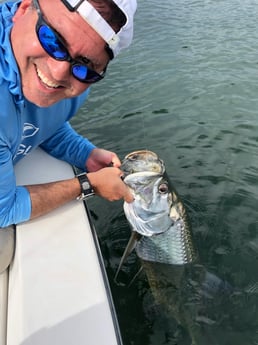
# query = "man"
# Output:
<box><xmin>0</xmin><ymin>0</ymin><xmax>136</xmax><ymax>227</ymax></box>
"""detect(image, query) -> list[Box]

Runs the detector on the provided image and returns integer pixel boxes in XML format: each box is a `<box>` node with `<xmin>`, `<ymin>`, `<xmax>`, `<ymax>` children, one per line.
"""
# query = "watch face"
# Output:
<box><xmin>82</xmin><ymin>181</ymin><xmax>91</xmax><ymax>191</ymax></box>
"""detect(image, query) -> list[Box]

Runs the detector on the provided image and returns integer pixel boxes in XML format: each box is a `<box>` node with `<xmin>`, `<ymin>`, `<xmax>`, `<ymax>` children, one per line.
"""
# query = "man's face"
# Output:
<box><xmin>11</xmin><ymin>0</ymin><xmax>110</xmax><ymax>107</ymax></box>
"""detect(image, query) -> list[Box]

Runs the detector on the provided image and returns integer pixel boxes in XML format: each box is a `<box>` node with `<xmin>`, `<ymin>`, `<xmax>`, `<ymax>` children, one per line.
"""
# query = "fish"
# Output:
<box><xmin>115</xmin><ymin>150</ymin><xmax>258</xmax><ymax>345</ymax></box>
<box><xmin>119</xmin><ymin>149</ymin><xmax>196</xmax><ymax>266</ymax></box>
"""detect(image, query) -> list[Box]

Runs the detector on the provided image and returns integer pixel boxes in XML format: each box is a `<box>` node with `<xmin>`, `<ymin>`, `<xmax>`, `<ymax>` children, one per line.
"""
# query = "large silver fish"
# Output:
<box><xmin>121</xmin><ymin>149</ymin><xmax>196</xmax><ymax>266</ymax></box>
<box><xmin>116</xmin><ymin>150</ymin><xmax>258</xmax><ymax>345</ymax></box>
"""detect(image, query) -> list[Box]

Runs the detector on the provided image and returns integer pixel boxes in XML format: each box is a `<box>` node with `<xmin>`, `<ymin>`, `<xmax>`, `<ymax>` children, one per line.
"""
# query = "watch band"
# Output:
<box><xmin>76</xmin><ymin>173</ymin><xmax>95</xmax><ymax>200</ymax></box>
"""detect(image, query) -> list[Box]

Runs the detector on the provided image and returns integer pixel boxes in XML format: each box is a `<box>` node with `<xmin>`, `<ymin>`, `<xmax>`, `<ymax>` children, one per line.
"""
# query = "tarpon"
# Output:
<box><xmin>115</xmin><ymin>150</ymin><xmax>258</xmax><ymax>345</ymax></box>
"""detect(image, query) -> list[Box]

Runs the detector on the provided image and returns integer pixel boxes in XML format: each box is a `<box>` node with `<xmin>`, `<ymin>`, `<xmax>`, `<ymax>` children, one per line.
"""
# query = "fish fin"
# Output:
<box><xmin>128</xmin><ymin>266</ymin><xmax>144</xmax><ymax>287</ymax></box>
<box><xmin>114</xmin><ymin>231</ymin><xmax>140</xmax><ymax>284</ymax></box>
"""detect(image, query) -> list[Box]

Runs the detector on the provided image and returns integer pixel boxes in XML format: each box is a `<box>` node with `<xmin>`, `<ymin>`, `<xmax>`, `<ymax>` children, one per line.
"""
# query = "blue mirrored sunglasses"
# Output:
<box><xmin>33</xmin><ymin>0</ymin><xmax>106</xmax><ymax>84</ymax></box>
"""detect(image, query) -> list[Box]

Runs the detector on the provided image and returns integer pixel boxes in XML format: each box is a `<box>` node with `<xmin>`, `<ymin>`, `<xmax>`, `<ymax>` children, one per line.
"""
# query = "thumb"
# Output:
<box><xmin>124</xmin><ymin>187</ymin><xmax>134</xmax><ymax>203</ymax></box>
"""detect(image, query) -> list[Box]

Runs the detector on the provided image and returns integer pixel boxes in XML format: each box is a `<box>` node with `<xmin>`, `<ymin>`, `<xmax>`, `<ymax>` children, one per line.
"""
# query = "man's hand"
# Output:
<box><xmin>87</xmin><ymin>167</ymin><xmax>134</xmax><ymax>203</ymax></box>
<box><xmin>86</xmin><ymin>148</ymin><xmax>121</xmax><ymax>172</ymax></box>
<box><xmin>85</xmin><ymin>148</ymin><xmax>134</xmax><ymax>203</ymax></box>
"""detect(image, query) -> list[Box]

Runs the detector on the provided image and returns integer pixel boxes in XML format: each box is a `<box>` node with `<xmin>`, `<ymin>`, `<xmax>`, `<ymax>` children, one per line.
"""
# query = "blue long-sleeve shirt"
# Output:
<box><xmin>0</xmin><ymin>1</ymin><xmax>96</xmax><ymax>226</ymax></box>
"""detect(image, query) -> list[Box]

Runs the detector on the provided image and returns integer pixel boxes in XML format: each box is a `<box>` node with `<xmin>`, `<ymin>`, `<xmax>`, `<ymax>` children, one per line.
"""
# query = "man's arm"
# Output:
<box><xmin>26</xmin><ymin>167</ymin><xmax>133</xmax><ymax>220</ymax></box>
<box><xmin>40</xmin><ymin>122</ymin><xmax>96</xmax><ymax>170</ymax></box>
<box><xmin>0</xmin><ymin>146</ymin><xmax>31</xmax><ymax>227</ymax></box>
<box><xmin>26</xmin><ymin>178</ymin><xmax>81</xmax><ymax>220</ymax></box>
<box><xmin>1</xmin><ymin>133</ymin><xmax>133</xmax><ymax>227</ymax></box>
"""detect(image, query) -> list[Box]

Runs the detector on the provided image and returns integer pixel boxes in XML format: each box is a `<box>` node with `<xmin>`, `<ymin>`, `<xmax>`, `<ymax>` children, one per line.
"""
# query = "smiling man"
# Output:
<box><xmin>0</xmin><ymin>0</ymin><xmax>136</xmax><ymax>227</ymax></box>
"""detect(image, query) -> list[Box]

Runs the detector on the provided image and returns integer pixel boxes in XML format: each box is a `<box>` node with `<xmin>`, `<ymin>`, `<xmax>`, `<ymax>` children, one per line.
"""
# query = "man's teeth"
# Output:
<box><xmin>36</xmin><ymin>68</ymin><xmax>60</xmax><ymax>88</ymax></box>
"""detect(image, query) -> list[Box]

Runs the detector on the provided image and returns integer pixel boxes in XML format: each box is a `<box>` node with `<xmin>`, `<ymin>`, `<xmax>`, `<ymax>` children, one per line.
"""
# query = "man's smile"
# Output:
<box><xmin>36</xmin><ymin>66</ymin><xmax>61</xmax><ymax>89</ymax></box>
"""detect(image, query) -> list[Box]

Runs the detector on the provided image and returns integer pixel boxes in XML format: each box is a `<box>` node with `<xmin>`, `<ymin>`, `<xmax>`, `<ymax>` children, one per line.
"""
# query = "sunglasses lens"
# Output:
<box><xmin>38</xmin><ymin>25</ymin><xmax>68</xmax><ymax>60</ymax></box>
<box><xmin>72</xmin><ymin>64</ymin><xmax>103</xmax><ymax>83</ymax></box>
<box><xmin>72</xmin><ymin>65</ymin><xmax>88</xmax><ymax>80</ymax></box>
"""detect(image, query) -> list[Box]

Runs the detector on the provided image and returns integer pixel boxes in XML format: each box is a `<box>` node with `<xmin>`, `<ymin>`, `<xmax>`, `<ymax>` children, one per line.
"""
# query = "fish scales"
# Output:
<box><xmin>135</xmin><ymin>219</ymin><xmax>194</xmax><ymax>265</ymax></box>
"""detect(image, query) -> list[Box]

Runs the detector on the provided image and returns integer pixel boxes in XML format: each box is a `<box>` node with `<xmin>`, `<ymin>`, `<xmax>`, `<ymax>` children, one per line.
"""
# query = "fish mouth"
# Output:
<box><xmin>124</xmin><ymin>150</ymin><xmax>159</xmax><ymax>160</ymax></box>
<box><xmin>124</xmin><ymin>173</ymin><xmax>173</xmax><ymax>236</ymax></box>
<box><xmin>124</xmin><ymin>171</ymin><xmax>160</xmax><ymax>182</ymax></box>
<box><xmin>124</xmin><ymin>201</ymin><xmax>173</xmax><ymax>236</ymax></box>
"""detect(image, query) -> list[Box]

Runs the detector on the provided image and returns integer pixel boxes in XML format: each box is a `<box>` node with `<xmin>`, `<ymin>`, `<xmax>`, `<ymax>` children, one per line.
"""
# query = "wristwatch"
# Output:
<box><xmin>76</xmin><ymin>173</ymin><xmax>95</xmax><ymax>200</ymax></box>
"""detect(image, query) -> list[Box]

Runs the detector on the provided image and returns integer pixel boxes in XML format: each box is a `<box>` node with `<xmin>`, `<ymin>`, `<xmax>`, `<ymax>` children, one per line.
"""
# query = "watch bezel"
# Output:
<box><xmin>76</xmin><ymin>172</ymin><xmax>95</xmax><ymax>200</ymax></box>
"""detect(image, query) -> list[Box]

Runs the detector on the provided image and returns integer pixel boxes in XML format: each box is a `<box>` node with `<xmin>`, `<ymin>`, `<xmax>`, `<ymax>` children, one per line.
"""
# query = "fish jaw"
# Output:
<box><xmin>123</xmin><ymin>201</ymin><xmax>173</xmax><ymax>236</ymax></box>
<box><xmin>124</xmin><ymin>172</ymin><xmax>173</xmax><ymax>236</ymax></box>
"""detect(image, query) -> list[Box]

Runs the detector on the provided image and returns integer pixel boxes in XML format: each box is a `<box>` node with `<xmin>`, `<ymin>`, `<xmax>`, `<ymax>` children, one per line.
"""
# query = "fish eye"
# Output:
<box><xmin>158</xmin><ymin>183</ymin><xmax>168</xmax><ymax>194</ymax></box>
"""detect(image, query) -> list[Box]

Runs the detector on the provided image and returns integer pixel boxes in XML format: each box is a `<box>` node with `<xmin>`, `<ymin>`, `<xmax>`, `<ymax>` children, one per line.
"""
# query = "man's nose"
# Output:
<box><xmin>46</xmin><ymin>56</ymin><xmax>71</xmax><ymax>82</ymax></box>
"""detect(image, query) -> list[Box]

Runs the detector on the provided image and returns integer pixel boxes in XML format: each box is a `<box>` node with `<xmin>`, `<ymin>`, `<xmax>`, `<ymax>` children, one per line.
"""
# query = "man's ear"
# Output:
<box><xmin>12</xmin><ymin>0</ymin><xmax>33</xmax><ymax>23</ymax></box>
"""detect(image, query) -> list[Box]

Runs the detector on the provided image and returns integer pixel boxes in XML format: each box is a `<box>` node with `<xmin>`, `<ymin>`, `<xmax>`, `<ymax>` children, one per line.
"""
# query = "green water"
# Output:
<box><xmin>71</xmin><ymin>1</ymin><xmax>258</xmax><ymax>344</ymax></box>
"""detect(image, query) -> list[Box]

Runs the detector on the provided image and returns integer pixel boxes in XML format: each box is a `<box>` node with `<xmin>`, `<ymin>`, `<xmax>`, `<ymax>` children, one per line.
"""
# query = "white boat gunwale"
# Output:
<box><xmin>82</xmin><ymin>198</ymin><xmax>123</xmax><ymax>345</ymax></box>
<box><xmin>0</xmin><ymin>147</ymin><xmax>123</xmax><ymax>345</ymax></box>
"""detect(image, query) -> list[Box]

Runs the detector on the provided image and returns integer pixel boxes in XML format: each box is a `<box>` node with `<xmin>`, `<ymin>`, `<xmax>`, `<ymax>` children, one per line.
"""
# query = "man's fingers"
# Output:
<box><xmin>111</xmin><ymin>155</ymin><xmax>121</xmax><ymax>168</ymax></box>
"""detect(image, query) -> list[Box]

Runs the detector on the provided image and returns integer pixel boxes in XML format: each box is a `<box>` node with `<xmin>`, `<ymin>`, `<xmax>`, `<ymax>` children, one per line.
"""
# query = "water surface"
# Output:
<box><xmin>71</xmin><ymin>1</ymin><xmax>258</xmax><ymax>344</ymax></box>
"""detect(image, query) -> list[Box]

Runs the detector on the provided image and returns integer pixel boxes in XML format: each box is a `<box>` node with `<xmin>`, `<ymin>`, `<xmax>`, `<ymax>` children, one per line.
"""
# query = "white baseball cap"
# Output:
<box><xmin>61</xmin><ymin>0</ymin><xmax>137</xmax><ymax>58</ymax></box>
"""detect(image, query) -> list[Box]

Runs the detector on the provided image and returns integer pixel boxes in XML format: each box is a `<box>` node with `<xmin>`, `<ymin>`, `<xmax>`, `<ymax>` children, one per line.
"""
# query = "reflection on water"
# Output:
<box><xmin>72</xmin><ymin>0</ymin><xmax>258</xmax><ymax>344</ymax></box>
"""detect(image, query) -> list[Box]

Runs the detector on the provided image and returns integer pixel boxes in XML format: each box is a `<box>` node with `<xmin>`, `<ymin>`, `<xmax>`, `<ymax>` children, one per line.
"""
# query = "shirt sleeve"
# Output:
<box><xmin>40</xmin><ymin>122</ymin><xmax>96</xmax><ymax>170</ymax></box>
<box><xmin>0</xmin><ymin>142</ymin><xmax>31</xmax><ymax>227</ymax></box>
